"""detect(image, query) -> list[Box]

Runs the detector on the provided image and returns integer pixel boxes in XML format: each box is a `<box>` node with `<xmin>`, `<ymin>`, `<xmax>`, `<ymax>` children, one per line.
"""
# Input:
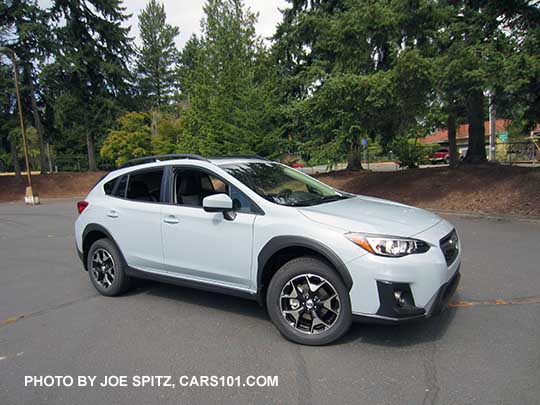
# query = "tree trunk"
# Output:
<box><xmin>447</xmin><ymin>112</ymin><xmax>458</xmax><ymax>168</ymax></box>
<box><xmin>46</xmin><ymin>142</ymin><xmax>53</xmax><ymax>173</ymax></box>
<box><xmin>86</xmin><ymin>131</ymin><xmax>97</xmax><ymax>171</ymax></box>
<box><xmin>347</xmin><ymin>136</ymin><xmax>362</xmax><ymax>171</ymax></box>
<box><xmin>464</xmin><ymin>90</ymin><xmax>487</xmax><ymax>163</ymax></box>
<box><xmin>24</xmin><ymin>64</ymin><xmax>47</xmax><ymax>174</ymax></box>
<box><xmin>10</xmin><ymin>138</ymin><xmax>21</xmax><ymax>177</ymax></box>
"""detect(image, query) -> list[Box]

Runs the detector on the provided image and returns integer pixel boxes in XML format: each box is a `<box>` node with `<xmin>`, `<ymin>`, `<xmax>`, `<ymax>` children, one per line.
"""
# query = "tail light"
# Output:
<box><xmin>77</xmin><ymin>200</ymin><xmax>89</xmax><ymax>214</ymax></box>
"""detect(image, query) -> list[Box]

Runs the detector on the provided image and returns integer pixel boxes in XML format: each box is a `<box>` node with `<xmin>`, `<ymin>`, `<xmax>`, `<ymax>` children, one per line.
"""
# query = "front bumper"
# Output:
<box><xmin>347</xmin><ymin>219</ymin><xmax>461</xmax><ymax>323</ymax></box>
<box><xmin>353</xmin><ymin>269</ymin><xmax>460</xmax><ymax>324</ymax></box>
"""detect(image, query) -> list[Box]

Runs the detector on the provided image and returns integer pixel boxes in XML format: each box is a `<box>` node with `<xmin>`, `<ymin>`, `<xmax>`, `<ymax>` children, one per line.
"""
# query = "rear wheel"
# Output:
<box><xmin>87</xmin><ymin>238</ymin><xmax>131</xmax><ymax>296</ymax></box>
<box><xmin>266</xmin><ymin>257</ymin><xmax>352</xmax><ymax>345</ymax></box>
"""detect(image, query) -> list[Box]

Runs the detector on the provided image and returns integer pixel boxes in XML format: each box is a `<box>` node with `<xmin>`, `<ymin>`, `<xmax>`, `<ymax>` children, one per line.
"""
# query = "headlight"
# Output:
<box><xmin>346</xmin><ymin>233</ymin><xmax>430</xmax><ymax>257</ymax></box>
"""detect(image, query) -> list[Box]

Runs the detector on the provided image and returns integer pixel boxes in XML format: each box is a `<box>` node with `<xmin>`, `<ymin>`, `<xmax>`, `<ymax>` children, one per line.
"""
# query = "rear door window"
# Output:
<box><xmin>126</xmin><ymin>169</ymin><xmax>163</xmax><ymax>202</ymax></box>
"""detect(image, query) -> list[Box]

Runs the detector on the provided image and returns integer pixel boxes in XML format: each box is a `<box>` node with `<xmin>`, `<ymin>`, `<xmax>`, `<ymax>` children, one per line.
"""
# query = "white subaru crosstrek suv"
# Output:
<box><xmin>75</xmin><ymin>154</ymin><xmax>461</xmax><ymax>345</ymax></box>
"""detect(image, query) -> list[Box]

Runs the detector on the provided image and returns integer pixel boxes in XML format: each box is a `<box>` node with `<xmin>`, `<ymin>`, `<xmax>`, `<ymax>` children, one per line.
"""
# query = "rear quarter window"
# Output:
<box><xmin>103</xmin><ymin>178</ymin><xmax>117</xmax><ymax>195</ymax></box>
<box><xmin>114</xmin><ymin>175</ymin><xmax>128</xmax><ymax>198</ymax></box>
<box><xmin>102</xmin><ymin>175</ymin><xmax>128</xmax><ymax>197</ymax></box>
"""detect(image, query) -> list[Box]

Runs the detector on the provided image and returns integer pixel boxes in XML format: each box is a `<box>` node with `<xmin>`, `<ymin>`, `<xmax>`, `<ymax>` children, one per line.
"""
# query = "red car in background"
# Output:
<box><xmin>430</xmin><ymin>148</ymin><xmax>460</xmax><ymax>164</ymax></box>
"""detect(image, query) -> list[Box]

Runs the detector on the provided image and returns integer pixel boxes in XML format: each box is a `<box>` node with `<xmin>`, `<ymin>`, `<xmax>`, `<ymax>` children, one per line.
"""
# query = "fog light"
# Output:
<box><xmin>394</xmin><ymin>290</ymin><xmax>406</xmax><ymax>307</ymax></box>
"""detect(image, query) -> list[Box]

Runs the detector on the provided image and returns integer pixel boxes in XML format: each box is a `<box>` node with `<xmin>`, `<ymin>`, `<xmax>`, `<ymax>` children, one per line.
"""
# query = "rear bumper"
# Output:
<box><xmin>76</xmin><ymin>246</ymin><xmax>85</xmax><ymax>270</ymax></box>
<box><xmin>353</xmin><ymin>269</ymin><xmax>461</xmax><ymax>324</ymax></box>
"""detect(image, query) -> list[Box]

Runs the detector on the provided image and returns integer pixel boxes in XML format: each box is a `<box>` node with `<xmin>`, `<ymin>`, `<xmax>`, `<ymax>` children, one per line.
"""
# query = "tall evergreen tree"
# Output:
<box><xmin>0</xmin><ymin>60</ymin><xmax>21</xmax><ymax>175</ymax></box>
<box><xmin>136</xmin><ymin>0</ymin><xmax>180</xmax><ymax>108</ymax></box>
<box><xmin>44</xmin><ymin>0</ymin><xmax>133</xmax><ymax>171</ymax></box>
<box><xmin>0</xmin><ymin>0</ymin><xmax>51</xmax><ymax>173</ymax></box>
<box><xmin>432</xmin><ymin>1</ymin><xmax>540</xmax><ymax>164</ymax></box>
<box><xmin>180</xmin><ymin>0</ymin><xmax>281</xmax><ymax>156</ymax></box>
<box><xmin>273</xmin><ymin>0</ymin><xmax>434</xmax><ymax>169</ymax></box>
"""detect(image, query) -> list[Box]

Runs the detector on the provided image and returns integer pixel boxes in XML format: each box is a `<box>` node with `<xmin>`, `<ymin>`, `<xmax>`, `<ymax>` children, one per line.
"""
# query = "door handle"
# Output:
<box><xmin>107</xmin><ymin>210</ymin><xmax>119</xmax><ymax>218</ymax></box>
<box><xmin>163</xmin><ymin>215</ymin><xmax>180</xmax><ymax>224</ymax></box>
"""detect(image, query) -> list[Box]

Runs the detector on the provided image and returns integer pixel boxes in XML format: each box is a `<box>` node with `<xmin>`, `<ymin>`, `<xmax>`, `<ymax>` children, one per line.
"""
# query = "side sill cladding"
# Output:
<box><xmin>257</xmin><ymin>236</ymin><xmax>353</xmax><ymax>292</ymax></box>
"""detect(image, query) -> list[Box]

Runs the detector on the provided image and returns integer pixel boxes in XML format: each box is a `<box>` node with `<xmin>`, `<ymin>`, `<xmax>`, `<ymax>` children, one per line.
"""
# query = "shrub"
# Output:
<box><xmin>391</xmin><ymin>136</ymin><xmax>430</xmax><ymax>168</ymax></box>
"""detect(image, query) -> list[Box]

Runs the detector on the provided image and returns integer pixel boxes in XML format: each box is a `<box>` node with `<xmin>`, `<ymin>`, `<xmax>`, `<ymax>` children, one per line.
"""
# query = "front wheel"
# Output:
<box><xmin>266</xmin><ymin>257</ymin><xmax>352</xmax><ymax>345</ymax></box>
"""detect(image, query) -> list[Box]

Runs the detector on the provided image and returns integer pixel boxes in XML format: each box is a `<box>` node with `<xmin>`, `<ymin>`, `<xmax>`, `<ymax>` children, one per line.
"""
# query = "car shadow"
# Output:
<box><xmin>135</xmin><ymin>280</ymin><xmax>268</xmax><ymax>321</ymax></box>
<box><xmin>339</xmin><ymin>305</ymin><xmax>457</xmax><ymax>347</ymax></box>
<box><xmin>133</xmin><ymin>279</ymin><xmax>458</xmax><ymax>347</ymax></box>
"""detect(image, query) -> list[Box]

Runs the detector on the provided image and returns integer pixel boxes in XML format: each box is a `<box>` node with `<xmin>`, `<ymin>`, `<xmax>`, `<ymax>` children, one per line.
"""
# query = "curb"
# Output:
<box><xmin>427</xmin><ymin>208</ymin><xmax>540</xmax><ymax>224</ymax></box>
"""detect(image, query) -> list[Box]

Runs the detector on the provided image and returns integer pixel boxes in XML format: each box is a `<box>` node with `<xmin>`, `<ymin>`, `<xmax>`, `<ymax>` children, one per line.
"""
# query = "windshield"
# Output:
<box><xmin>221</xmin><ymin>162</ymin><xmax>351</xmax><ymax>207</ymax></box>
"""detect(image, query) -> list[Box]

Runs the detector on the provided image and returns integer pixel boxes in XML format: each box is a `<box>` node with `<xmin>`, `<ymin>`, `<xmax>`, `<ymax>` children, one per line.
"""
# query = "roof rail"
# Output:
<box><xmin>120</xmin><ymin>154</ymin><xmax>209</xmax><ymax>168</ymax></box>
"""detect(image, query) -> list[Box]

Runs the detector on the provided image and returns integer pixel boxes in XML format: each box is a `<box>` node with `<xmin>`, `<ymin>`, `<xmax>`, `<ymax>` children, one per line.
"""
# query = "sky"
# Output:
<box><xmin>38</xmin><ymin>0</ymin><xmax>288</xmax><ymax>49</ymax></box>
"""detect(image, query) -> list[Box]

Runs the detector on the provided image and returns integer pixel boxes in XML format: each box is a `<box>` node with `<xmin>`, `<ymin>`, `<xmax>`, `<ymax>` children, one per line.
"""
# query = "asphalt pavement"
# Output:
<box><xmin>1</xmin><ymin>198</ymin><xmax>539</xmax><ymax>404</ymax></box>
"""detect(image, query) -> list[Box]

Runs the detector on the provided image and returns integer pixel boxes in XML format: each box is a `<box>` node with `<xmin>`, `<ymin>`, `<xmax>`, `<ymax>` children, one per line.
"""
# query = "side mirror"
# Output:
<box><xmin>203</xmin><ymin>194</ymin><xmax>235</xmax><ymax>220</ymax></box>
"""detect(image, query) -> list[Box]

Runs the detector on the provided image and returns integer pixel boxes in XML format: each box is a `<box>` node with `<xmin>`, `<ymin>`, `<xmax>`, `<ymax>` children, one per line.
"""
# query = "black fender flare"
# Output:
<box><xmin>257</xmin><ymin>236</ymin><xmax>353</xmax><ymax>291</ymax></box>
<box><xmin>81</xmin><ymin>223</ymin><xmax>127</xmax><ymax>271</ymax></box>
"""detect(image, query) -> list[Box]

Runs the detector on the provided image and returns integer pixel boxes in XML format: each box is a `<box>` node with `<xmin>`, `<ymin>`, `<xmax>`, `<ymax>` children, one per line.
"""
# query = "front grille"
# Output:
<box><xmin>440</xmin><ymin>229</ymin><xmax>459</xmax><ymax>266</ymax></box>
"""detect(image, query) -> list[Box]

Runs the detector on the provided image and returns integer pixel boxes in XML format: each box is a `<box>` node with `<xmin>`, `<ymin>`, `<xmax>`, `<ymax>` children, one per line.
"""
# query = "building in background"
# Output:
<box><xmin>420</xmin><ymin>119</ymin><xmax>511</xmax><ymax>156</ymax></box>
<box><xmin>421</xmin><ymin>119</ymin><xmax>540</xmax><ymax>162</ymax></box>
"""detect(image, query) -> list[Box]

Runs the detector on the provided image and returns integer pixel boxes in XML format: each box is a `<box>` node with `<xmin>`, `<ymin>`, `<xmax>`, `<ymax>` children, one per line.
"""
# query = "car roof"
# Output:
<box><xmin>209</xmin><ymin>157</ymin><xmax>268</xmax><ymax>166</ymax></box>
<box><xmin>105</xmin><ymin>156</ymin><xmax>272</xmax><ymax>179</ymax></box>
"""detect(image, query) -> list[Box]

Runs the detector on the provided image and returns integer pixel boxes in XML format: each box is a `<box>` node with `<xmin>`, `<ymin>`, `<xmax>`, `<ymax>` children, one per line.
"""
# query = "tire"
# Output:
<box><xmin>266</xmin><ymin>257</ymin><xmax>352</xmax><ymax>345</ymax></box>
<box><xmin>87</xmin><ymin>238</ymin><xmax>131</xmax><ymax>296</ymax></box>
<box><xmin>444</xmin><ymin>156</ymin><xmax>450</xmax><ymax>164</ymax></box>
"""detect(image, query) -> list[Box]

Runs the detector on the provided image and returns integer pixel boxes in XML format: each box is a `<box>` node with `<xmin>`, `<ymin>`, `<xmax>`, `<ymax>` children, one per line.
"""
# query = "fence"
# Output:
<box><xmin>494</xmin><ymin>140</ymin><xmax>540</xmax><ymax>164</ymax></box>
<box><xmin>48</xmin><ymin>155</ymin><xmax>115</xmax><ymax>172</ymax></box>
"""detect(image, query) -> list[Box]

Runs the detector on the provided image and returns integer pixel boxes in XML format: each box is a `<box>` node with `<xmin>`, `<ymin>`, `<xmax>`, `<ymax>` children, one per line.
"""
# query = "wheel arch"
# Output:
<box><xmin>256</xmin><ymin>236</ymin><xmax>353</xmax><ymax>303</ymax></box>
<box><xmin>82</xmin><ymin>224</ymin><xmax>125</xmax><ymax>271</ymax></box>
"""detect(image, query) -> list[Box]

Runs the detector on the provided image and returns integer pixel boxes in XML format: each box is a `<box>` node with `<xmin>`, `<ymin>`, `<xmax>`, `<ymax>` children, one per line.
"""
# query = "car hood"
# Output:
<box><xmin>298</xmin><ymin>195</ymin><xmax>441</xmax><ymax>237</ymax></box>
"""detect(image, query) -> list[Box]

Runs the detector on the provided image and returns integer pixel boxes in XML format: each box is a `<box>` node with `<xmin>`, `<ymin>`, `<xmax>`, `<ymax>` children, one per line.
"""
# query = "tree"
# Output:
<box><xmin>177</xmin><ymin>34</ymin><xmax>202</xmax><ymax>100</ymax></box>
<box><xmin>180</xmin><ymin>0</ymin><xmax>281</xmax><ymax>156</ymax></box>
<box><xmin>0</xmin><ymin>61</ymin><xmax>21</xmax><ymax>175</ymax></box>
<box><xmin>1</xmin><ymin>0</ymin><xmax>51</xmax><ymax>173</ymax></box>
<box><xmin>496</xmin><ymin>4</ymin><xmax>540</xmax><ymax>135</ymax></box>
<box><xmin>101</xmin><ymin>112</ymin><xmax>152</xmax><ymax>167</ymax></box>
<box><xmin>45</xmin><ymin>0</ymin><xmax>133</xmax><ymax>171</ymax></box>
<box><xmin>149</xmin><ymin>111</ymin><xmax>183</xmax><ymax>154</ymax></box>
<box><xmin>136</xmin><ymin>0</ymin><xmax>180</xmax><ymax>108</ymax></box>
<box><xmin>273</xmin><ymin>0</ymin><xmax>434</xmax><ymax>169</ymax></box>
<box><xmin>100</xmin><ymin>110</ymin><xmax>184</xmax><ymax>165</ymax></box>
<box><xmin>434</xmin><ymin>1</ymin><xmax>540</xmax><ymax>164</ymax></box>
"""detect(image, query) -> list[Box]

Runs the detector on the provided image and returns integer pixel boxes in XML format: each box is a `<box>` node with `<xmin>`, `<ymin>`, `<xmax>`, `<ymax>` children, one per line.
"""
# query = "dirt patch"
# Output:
<box><xmin>315</xmin><ymin>164</ymin><xmax>540</xmax><ymax>216</ymax></box>
<box><xmin>1</xmin><ymin>165</ymin><xmax>539</xmax><ymax>216</ymax></box>
<box><xmin>0</xmin><ymin>172</ymin><xmax>107</xmax><ymax>203</ymax></box>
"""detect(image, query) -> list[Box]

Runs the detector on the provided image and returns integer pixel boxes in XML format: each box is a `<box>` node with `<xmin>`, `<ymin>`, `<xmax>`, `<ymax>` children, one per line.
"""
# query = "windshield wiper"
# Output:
<box><xmin>320</xmin><ymin>195</ymin><xmax>345</xmax><ymax>203</ymax></box>
<box><xmin>290</xmin><ymin>194</ymin><xmax>348</xmax><ymax>207</ymax></box>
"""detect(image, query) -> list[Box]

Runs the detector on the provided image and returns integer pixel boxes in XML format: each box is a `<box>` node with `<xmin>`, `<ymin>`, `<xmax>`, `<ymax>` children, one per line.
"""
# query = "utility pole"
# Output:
<box><xmin>0</xmin><ymin>46</ymin><xmax>39</xmax><ymax>204</ymax></box>
<box><xmin>488</xmin><ymin>91</ymin><xmax>496</xmax><ymax>161</ymax></box>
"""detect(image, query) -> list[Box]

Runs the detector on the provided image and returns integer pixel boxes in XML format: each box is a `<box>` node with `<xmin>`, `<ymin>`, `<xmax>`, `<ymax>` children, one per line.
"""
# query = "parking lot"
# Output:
<box><xmin>1</xmin><ymin>198</ymin><xmax>539</xmax><ymax>404</ymax></box>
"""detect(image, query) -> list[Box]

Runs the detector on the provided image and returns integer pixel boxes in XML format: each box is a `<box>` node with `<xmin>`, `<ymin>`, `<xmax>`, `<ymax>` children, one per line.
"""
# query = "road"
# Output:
<box><xmin>1</xmin><ymin>199</ymin><xmax>539</xmax><ymax>404</ymax></box>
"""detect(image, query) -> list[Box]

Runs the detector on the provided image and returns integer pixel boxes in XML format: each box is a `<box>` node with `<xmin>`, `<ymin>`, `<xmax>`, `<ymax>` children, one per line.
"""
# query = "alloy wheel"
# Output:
<box><xmin>91</xmin><ymin>248</ymin><xmax>116</xmax><ymax>289</ymax></box>
<box><xmin>279</xmin><ymin>273</ymin><xmax>341</xmax><ymax>334</ymax></box>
